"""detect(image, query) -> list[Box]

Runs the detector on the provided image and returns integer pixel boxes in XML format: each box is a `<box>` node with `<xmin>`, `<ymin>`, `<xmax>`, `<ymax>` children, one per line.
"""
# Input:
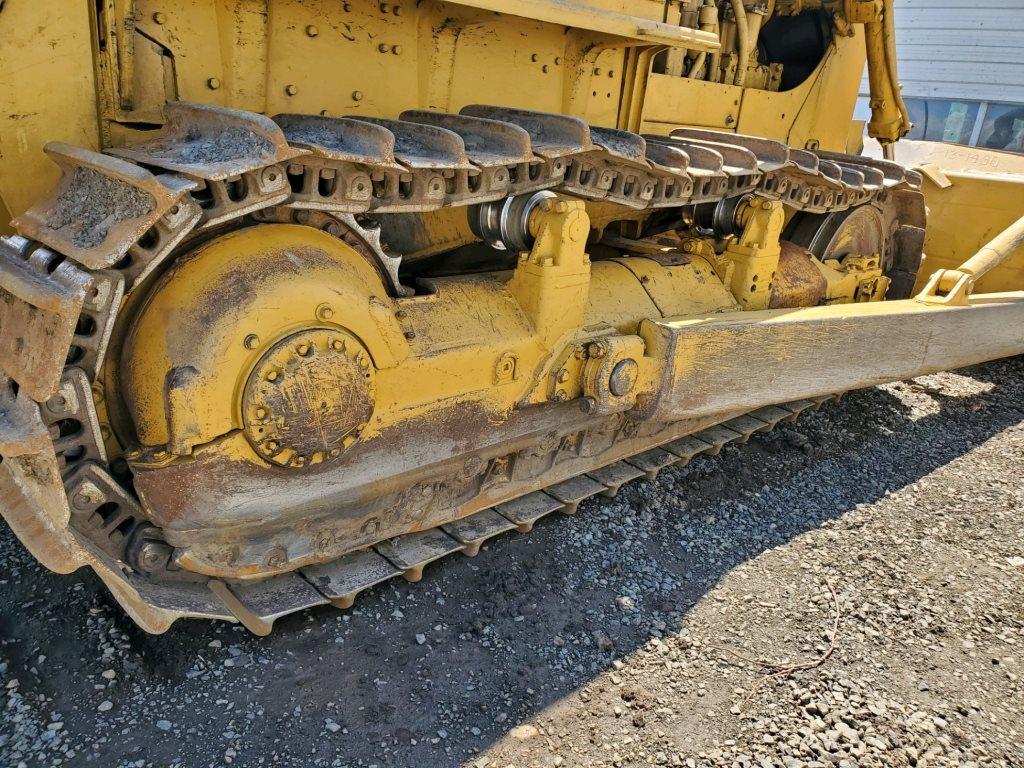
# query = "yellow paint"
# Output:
<box><xmin>719</xmin><ymin>198</ymin><xmax>786</xmax><ymax>310</ymax></box>
<box><xmin>913</xmin><ymin>170</ymin><xmax>1024</xmax><ymax>295</ymax></box>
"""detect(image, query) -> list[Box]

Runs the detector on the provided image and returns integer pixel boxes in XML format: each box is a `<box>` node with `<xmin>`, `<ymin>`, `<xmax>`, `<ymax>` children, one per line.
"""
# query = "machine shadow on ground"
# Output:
<box><xmin>1</xmin><ymin>356</ymin><xmax>1022</xmax><ymax>767</ymax></box>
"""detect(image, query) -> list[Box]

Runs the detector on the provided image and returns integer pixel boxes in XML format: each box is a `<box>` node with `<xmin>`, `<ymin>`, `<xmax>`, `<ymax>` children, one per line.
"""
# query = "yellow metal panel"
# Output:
<box><xmin>134</xmin><ymin>0</ymin><xmax>229</xmax><ymax>107</ymax></box>
<box><xmin>640</xmin><ymin>75</ymin><xmax>742</xmax><ymax>133</ymax></box>
<box><xmin>264</xmin><ymin>0</ymin><xmax>419</xmax><ymax>117</ymax></box>
<box><xmin>914</xmin><ymin>170</ymin><xmax>1024</xmax><ymax>295</ymax></box>
<box><xmin>641</xmin><ymin>292</ymin><xmax>1024</xmax><ymax>422</ymax></box>
<box><xmin>446</xmin><ymin>18</ymin><xmax>567</xmax><ymax>114</ymax></box>
<box><xmin>738</xmin><ymin>32</ymin><xmax>866</xmax><ymax>150</ymax></box>
<box><xmin>0</xmin><ymin>0</ymin><xmax>100</xmax><ymax>220</ymax></box>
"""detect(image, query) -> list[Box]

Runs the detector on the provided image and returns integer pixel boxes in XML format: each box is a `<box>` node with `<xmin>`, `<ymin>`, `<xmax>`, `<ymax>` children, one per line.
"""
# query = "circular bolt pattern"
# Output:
<box><xmin>242</xmin><ymin>329</ymin><xmax>376</xmax><ymax>468</ymax></box>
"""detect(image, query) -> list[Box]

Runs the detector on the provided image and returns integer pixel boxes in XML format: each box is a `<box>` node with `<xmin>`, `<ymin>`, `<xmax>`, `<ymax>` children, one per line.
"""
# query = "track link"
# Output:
<box><xmin>0</xmin><ymin>99</ymin><xmax>921</xmax><ymax>632</ymax></box>
<box><xmin>128</xmin><ymin>394</ymin><xmax>838</xmax><ymax>634</ymax></box>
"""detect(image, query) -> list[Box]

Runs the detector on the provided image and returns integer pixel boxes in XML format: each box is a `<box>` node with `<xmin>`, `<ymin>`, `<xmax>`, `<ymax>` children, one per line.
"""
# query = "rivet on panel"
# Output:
<box><xmin>244</xmin><ymin>334</ymin><xmax>260</xmax><ymax>350</ymax></box>
<box><xmin>351</xmin><ymin>91</ymin><xmax>364</xmax><ymax>101</ymax></box>
<box><xmin>306</xmin><ymin>24</ymin><xmax>319</xmax><ymax>37</ymax></box>
<box><xmin>317</xmin><ymin>304</ymin><xmax>335</xmax><ymax>320</ymax></box>
<box><xmin>285</xmin><ymin>84</ymin><xmax>299</xmax><ymax>96</ymax></box>
<box><xmin>378</xmin><ymin>43</ymin><xmax>389</xmax><ymax>53</ymax></box>
<box><xmin>392</xmin><ymin>45</ymin><xmax>402</xmax><ymax>55</ymax></box>
<box><xmin>207</xmin><ymin>77</ymin><xmax>221</xmax><ymax>90</ymax></box>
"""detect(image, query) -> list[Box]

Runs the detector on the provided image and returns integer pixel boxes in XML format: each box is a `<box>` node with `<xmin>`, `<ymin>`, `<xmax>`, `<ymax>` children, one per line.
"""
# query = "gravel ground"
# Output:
<box><xmin>2</xmin><ymin>357</ymin><xmax>1023</xmax><ymax>768</ymax></box>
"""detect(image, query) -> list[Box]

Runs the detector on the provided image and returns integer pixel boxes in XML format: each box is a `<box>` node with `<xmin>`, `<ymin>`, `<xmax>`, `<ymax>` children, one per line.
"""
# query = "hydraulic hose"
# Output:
<box><xmin>730</xmin><ymin>0</ymin><xmax>750</xmax><ymax>86</ymax></box>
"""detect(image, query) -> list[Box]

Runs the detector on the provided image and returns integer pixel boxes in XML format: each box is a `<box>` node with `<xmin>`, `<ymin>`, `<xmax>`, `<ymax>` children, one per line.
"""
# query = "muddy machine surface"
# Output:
<box><xmin>1</xmin><ymin>0</ymin><xmax>1022</xmax><ymax>633</ymax></box>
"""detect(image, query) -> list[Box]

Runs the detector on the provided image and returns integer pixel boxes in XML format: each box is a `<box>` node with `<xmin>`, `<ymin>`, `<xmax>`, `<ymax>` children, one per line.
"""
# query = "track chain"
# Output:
<box><xmin>142</xmin><ymin>395</ymin><xmax>837</xmax><ymax>633</ymax></box>
<box><xmin>0</xmin><ymin>99</ymin><xmax>917</xmax><ymax>630</ymax></box>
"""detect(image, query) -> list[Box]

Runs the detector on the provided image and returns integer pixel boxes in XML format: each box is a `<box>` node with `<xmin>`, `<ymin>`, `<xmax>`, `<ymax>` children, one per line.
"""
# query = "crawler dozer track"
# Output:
<box><xmin>0</xmin><ymin>97</ymin><xmax>984</xmax><ymax>634</ymax></box>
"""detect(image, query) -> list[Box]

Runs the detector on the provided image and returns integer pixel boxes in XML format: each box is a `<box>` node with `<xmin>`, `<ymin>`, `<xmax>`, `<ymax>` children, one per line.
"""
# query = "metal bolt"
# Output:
<box><xmin>244</xmin><ymin>334</ymin><xmax>260</xmax><ymax>350</ymax></box>
<box><xmin>266</xmin><ymin>370</ymin><xmax>279</xmax><ymax>382</ymax></box>
<box><xmin>556</xmin><ymin>368</ymin><xmax>570</xmax><ymax>384</ymax></box>
<box><xmin>137</xmin><ymin>541</ymin><xmax>170</xmax><ymax>572</ymax></box>
<box><xmin>395</xmin><ymin>309</ymin><xmax>407</xmax><ymax>319</ymax></box>
<box><xmin>306</xmin><ymin>24</ymin><xmax>319</xmax><ymax>37</ymax></box>
<box><xmin>393</xmin><ymin>4</ymin><xmax>402</xmax><ymax>14</ymax></box>
<box><xmin>404</xmin><ymin>330</ymin><xmax>416</xmax><ymax>340</ymax></box>
<box><xmin>332</xmin><ymin>339</ymin><xmax>345</xmax><ymax>352</ymax></box>
<box><xmin>555</xmin><ymin>57</ymin><xmax>562</xmax><ymax>65</ymax></box>
<box><xmin>266</xmin><ymin>440</ymin><xmax>279</xmax><ymax>452</ymax></box>
<box><xmin>343</xmin><ymin>2</ymin><xmax>351</xmax><ymax>9</ymax></box>
<box><xmin>207</xmin><ymin>77</ymin><xmax>221</xmax><ymax>90</ymax></box>
<box><xmin>296</xmin><ymin>342</ymin><xmax>310</xmax><ymax>356</ymax></box>
<box><xmin>317</xmin><ymin>304</ymin><xmax>335</xmax><ymax>320</ymax></box>
<box><xmin>580</xmin><ymin>397</ymin><xmax>597</xmax><ymax>414</ymax></box>
<box><xmin>153</xmin><ymin>11</ymin><xmax>166</xmax><ymax>24</ymax></box>
<box><xmin>594</xmin><ymin>67</ymin><xmax>602</xmax><ymax>75</ymax></box>
<box><xmin>380</xmin><ymin>2</ymin><xmax>389</xmax><ymax>10</ymax></box>
<box><xmin>285</xmin><ymin>84</ymin><xmax>298</xmax><ymax>96</ymax></box>
<box><xmin>542</xmin><ymin>65</ymin><xmax>549</xmax><ymax>73</ymax></box>
<box><xmin>378</xmin><ymin>43</ymin><xmax>389</xmax><ymax>53</ymax></box>
<box><xmin>255</xmin><ymin>408</ymin><xmax>268</xmax><ymax>419</ymax></box>
<box><xmin>391</xmin><ymin>45</ymin><xmax>402</xmax><ymax>55</ymax></box>
<box><xmin>351</xmin><ymin>91</ymin><xmax>363</xmax><ymax>101</ymax></box>
<box><xmin>609</xmin><ymin>358</ymin><xmax>639</xmax><ymax>397</ymax></box>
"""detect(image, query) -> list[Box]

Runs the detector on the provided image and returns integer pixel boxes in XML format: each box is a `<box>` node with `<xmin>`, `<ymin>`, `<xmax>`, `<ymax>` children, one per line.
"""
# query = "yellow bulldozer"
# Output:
<box><xmin>1</xmin><ymin>0</ymin><xmax>1022</xmax><ymax>634</ymax></box>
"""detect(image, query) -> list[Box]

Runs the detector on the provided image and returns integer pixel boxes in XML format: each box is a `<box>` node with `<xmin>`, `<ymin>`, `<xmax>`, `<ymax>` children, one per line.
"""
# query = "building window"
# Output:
<box><xmin>978</xmin><ymin>104</ymin><xmax>1024</xmax><ymax>152</ymax></box>
<box><xmin>857</xmin><ymin>96</ymin><xmax>1024</xmax><ymax>155</ymax></box>
<box><xmin>904</xmin><ymin>98</ymin><xmax>980</xmax><ymax>145</ymax></box>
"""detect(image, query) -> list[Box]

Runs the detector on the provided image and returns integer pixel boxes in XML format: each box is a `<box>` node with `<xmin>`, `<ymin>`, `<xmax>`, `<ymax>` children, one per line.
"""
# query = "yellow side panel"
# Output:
<box><xmin>641</xmin><ymin>76</ymin><xmax>743</xmax><ymax>134</ymax></box>
<box><xmin>740</xmin><ymin>31</ymin><xmax>865</xmax><ymax>151</ymax></box>
<box><xmin>914</xmin><ymin>171</ymin><xmax>1024</xmax><ymax>295</ymax></box>
<box><xmin>0</xmin><ymin>0</ymin><xmax>100</xmax><ymax>220</ymax></box>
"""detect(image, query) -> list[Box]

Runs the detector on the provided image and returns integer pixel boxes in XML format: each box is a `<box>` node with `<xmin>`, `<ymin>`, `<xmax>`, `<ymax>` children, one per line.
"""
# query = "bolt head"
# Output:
<box><xmin>285</xmin><ymin>84</ymin><xmax>298</xmax><ymax>96</ymax></box>
<box><xmin>207</xmin><ymin>77</ymin><xmax>221</xmax><ymax>90</ymax></box>
<box><xmin>306</xmin><ymin>24</ymin><xmax>319</xmax><ymax>37</ymax></box>
<box><xmin>609</xmin><ymin>358</ymin><xmax>639</xmax><ymax>397</ymax></box>
<box><xmin>153</xmin><ymin>11</ymin><xmax>166</xmax><ymax>24</ymax></box>
<box><xmin>351</xmin><ymin>90</ymin><xmax>363</xmax><ymax>101</ymax></box>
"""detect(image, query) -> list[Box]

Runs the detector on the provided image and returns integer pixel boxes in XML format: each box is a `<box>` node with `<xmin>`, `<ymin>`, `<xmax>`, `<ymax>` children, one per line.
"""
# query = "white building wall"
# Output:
<box><xmin>863</xmin><ymin>0</ymin><xmax>1024</xmax><ymax>105</ymax></box>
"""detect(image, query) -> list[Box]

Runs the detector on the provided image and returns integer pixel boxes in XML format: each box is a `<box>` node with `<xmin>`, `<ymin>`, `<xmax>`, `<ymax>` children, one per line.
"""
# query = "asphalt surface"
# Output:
<box><xmin>1</xmin><ymin>356</ymin><xmax>1023</xmax><ymax>767</ymax></box>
